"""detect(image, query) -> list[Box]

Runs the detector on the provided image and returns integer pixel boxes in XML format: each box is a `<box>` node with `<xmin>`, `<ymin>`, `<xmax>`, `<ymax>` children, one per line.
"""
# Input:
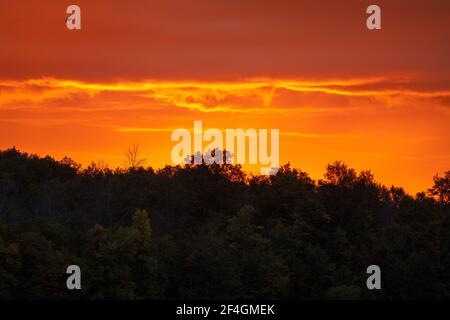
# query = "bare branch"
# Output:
<box><xmin>124</xmin><ymin>144</ymin><xmax>147</xmax><ymax>169</ymax></box>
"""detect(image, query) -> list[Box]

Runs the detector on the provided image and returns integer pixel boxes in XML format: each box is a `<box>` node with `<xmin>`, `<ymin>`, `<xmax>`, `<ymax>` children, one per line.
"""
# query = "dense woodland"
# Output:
<box><xmin>0</xmin><ymin>147</ymin><xmax>449</xmax><ymax>299</ymax></box>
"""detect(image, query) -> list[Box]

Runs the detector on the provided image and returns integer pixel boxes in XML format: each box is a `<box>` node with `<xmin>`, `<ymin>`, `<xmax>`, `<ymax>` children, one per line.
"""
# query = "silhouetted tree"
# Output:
<box><xmin>428</xmin><ymin>171</ymin><xmax>450</xmax><ymax>204</ymax></box>
<box><xmin>124</xmin><ymin>144</ymin><xmax>147</xmax><ymax>169</ymax></box>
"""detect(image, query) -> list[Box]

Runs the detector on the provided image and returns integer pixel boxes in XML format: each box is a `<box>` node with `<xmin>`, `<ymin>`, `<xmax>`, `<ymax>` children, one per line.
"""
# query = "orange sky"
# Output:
<box><xmin>0</xmin><ymin>0</ymin><xmax>449</xmax><ymax>194</ymax></box>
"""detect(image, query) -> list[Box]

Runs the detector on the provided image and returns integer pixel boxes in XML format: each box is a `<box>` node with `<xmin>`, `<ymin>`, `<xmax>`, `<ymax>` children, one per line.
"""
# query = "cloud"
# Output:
<box><xmin>1</xmin><ymin>77</ymin><xmax>448</xmax><ymax>116</ymax></box>
<box><xmin>0</xmin><ymin>0</ymin><xmax>449</xmax><ymax>81</ymax></box>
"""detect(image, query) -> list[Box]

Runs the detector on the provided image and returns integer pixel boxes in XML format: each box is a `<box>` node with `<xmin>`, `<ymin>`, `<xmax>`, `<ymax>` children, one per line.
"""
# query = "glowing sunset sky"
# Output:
<box><xmin>0</xmin><ymin>0</ymin><xmax>449</xmax><ymax>193</ymax></box>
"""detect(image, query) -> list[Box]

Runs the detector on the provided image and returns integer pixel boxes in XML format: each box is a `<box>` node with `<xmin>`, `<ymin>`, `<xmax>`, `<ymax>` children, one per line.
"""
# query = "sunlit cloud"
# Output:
<box><xmin>1</xmin><ymin>76</ymin><xmax>449</xmax><ymax>114</ymax></box>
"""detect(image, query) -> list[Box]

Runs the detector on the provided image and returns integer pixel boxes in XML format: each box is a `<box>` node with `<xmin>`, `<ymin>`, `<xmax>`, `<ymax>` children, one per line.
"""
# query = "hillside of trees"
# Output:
<box><xmin>0</xmin><ymin>147</ymin><xmax>449</xmax><ymax>299</ymax></box>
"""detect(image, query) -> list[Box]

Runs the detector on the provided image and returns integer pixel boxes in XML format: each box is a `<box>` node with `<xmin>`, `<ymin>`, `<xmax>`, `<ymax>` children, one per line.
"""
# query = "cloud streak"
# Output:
<box><xmin>1</xmin><ymin>76</ymin><xmax>449</xmax><ymax>114</ymax></box>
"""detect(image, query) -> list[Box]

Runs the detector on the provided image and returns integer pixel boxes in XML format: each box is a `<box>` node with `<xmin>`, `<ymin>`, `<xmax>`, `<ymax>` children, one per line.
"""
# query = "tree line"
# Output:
<box><xmin>0</xmin><ymin>147</ymin><xmax>449</xmax><ymax>299</ymax></box>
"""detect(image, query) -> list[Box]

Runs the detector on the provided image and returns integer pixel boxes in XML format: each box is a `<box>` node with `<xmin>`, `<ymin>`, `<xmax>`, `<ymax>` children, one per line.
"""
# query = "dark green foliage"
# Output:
<box><xmin>0</xmin><ymin>148</ymin><xmax>448</xmax><ymax>299</ymax></box>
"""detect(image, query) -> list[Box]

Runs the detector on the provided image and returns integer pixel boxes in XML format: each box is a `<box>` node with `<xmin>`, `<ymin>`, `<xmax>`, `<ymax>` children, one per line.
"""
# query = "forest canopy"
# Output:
<box><xmin>0</xmin><ymin>147</ymin><xmax>449</xmax><ymax>299</ymax></box>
